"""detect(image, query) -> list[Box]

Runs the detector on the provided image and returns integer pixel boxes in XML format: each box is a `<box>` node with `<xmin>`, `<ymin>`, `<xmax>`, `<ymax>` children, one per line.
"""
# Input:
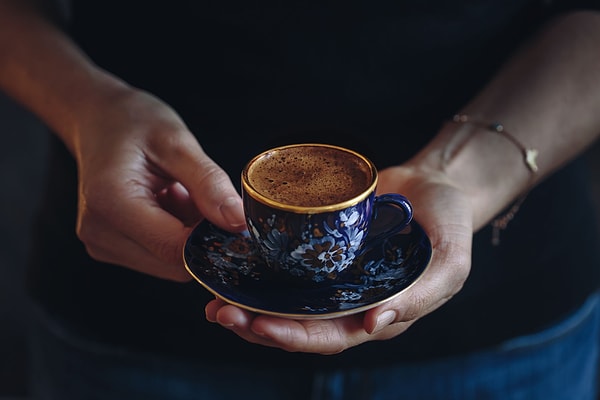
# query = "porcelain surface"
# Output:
<box><xmin>183</xmin><ymin>219</ymin><xmax>432</xmax><ymax>319</ymax></box>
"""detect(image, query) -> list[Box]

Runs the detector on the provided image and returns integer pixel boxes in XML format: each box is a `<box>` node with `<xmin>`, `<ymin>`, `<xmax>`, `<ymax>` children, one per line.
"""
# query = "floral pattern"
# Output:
<box><xmin>246</xmin><ymin>204</ymin><xmax>371</xmax><ymax>282</ymax></box>
<box><xmin>183</xmin><ymin>219</ymin><xmax>431</xmax><ymax>318</ymax></box>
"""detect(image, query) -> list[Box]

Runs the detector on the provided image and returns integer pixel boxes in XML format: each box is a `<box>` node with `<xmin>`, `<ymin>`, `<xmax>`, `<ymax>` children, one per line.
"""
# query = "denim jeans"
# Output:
<box><xmin>28</xmin><ymin>292</ymin><xmax>600</xmax><ymax>400</ymax></box>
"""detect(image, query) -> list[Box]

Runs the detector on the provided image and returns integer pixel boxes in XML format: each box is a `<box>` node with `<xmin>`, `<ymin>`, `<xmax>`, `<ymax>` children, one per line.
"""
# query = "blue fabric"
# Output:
<box><xmin>28</xmin><ymin>292</ymin><xmax>600</xmax><ymax>400</ymax></box>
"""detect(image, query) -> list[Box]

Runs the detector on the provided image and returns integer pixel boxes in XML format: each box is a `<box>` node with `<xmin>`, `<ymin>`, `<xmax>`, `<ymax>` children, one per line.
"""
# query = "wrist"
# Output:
<box><xmin>45</xmin><ymin>66</ymin><xmax>133</xmax><ymax>153</ymax></box>
<box><xmin>409</xmin><ymin>117</ymin><xmax>535</xmax><ymax>234</ymax></box>
<box><xmin>445</xmin><ymin>115</ymin><xmax>539</xmax><ymax>243</ymax></box>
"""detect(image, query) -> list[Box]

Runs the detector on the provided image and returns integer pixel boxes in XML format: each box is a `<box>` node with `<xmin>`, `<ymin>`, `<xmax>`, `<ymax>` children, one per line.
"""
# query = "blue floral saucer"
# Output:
<box><xmin>183</xmin><ymin>219</ymin><xmax>432</xmax><ymax>319</ymax></box>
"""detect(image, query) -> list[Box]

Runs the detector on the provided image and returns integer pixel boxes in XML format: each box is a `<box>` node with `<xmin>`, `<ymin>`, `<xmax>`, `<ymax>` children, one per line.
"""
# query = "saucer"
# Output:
<box><xmin>183</xmin><ymin>220</ymin><xmax>432</xmax><ymax>319</ymax></box>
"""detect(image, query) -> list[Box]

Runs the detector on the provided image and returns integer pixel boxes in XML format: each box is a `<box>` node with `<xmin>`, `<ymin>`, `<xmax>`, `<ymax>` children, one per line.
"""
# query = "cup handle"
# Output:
<box><xmin>359</xmin><ymin>193</ymin><xmax>413</xmax><ymax>254</ymax></box>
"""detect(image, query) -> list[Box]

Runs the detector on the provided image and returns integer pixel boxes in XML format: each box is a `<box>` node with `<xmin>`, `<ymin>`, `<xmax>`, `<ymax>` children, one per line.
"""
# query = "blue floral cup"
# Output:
<box><xmin>241</xmin><ymin>143</ymin><xmax>413</xmax><ymax>284</ymax></box>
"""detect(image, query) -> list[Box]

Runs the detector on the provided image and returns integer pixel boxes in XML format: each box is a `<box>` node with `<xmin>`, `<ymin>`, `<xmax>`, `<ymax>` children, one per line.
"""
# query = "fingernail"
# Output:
<box><xmin>221</xmin><ymin>197</ymin><xmax>246</xmax><ymax>228</ymax></box>
<box><xmin>374</xmin><ymin>310</ymin><xmax>397</xmax><ymax>333</ymax></box>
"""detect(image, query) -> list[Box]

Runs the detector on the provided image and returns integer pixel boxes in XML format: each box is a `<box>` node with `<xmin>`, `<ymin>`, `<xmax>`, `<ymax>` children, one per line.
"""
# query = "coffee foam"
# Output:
<box><xmin>247</xmin><ymin>146</ymin><xmax>372</xmax><ymax>207</ymax></box>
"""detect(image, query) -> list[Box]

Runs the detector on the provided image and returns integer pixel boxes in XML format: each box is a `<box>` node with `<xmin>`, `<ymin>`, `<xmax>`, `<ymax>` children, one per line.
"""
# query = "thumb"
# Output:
<box><xmin>157</xmin><ymin>136</ymin><xmax>246</xmax><ymax>232</ymax></box>
<box><xmin>188</xmin><ymin>157</ymin><xmax>247</xmax><ymax>232</ymax></box>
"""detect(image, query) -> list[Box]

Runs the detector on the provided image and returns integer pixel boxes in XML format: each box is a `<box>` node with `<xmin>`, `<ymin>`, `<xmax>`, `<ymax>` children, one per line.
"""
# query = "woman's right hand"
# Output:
<box><xmin>0</xmin><ymin>2</ymin><xmax>246</xmax><ymax>282</ymax></box>
<box><xmin>71</xmin><ymin>87</ymin><xmax>246</xmax><ymax>281</ymax></box>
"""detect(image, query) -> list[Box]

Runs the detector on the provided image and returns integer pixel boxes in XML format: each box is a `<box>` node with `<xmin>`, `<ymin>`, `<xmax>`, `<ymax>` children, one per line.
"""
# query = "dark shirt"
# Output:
<box><xmin>28</xmin><ymin>0</ymin><xmax>600</xmax><ymax>367</ymax></box>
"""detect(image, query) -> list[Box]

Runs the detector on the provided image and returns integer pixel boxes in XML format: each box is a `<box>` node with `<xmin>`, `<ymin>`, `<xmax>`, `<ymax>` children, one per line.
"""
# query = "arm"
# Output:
<box><xmin>411</xmin><ymin>10</ymin><xmax>600</xmax><ymax>232</ymax></box>
<box><xmin>206</xmin><ymin>10</ymin><xmax>600</xmax><ymax>354</ymax></box>
<box><xmin>0</xmin><ymin>0</ymin><xmax>121</xmax><ymax>151</ymax></box>
<box><xmin>0</xmin><ymin>0</ymin><xmax>247</xmax><ymax>281</ymax></box>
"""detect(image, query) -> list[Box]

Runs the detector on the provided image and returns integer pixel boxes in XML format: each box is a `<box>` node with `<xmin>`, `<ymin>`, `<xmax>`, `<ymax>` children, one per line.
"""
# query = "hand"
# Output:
<box><xmin>72</xmin><ymin>88</ymin><xmax>247</xmax><ymax>281</ymax></box>
<box><xmin>205</xmin><ymin>164</ymin><xmax>473</xmax><ymax>354</ymax></box>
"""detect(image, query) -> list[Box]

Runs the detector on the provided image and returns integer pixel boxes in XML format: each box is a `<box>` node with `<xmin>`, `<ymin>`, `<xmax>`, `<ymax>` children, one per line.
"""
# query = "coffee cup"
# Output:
<box><xmin>241</xmin><ymin>143</ymin><xmax>413</xmax><ymax>284</ymax></box>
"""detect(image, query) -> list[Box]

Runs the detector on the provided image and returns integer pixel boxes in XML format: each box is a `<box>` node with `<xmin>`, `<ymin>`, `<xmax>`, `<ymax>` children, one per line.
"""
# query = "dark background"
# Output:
<box><xmin>0</xmin><ymin>93</ymin><xmax>47</xmax><ymax>400</ymax></box>
<box><xmin>1</xmin><ymin>91</ymin><xmax>599</xmax><ymax>399</ymax></box>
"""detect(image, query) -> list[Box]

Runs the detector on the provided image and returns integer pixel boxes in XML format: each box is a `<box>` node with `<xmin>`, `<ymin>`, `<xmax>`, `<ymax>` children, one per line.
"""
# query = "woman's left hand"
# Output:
<box><xmin>204</xmin><ymin>164</ymin><xmax>473</xmax><ymax>354</ymax></box>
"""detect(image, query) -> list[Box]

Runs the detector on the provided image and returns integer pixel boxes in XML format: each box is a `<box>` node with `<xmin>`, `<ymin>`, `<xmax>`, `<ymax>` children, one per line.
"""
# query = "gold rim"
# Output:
<box><xmin>241</xmin><ymin>143</ymin><xmax>378</xmax><ymax>213</ymax></box>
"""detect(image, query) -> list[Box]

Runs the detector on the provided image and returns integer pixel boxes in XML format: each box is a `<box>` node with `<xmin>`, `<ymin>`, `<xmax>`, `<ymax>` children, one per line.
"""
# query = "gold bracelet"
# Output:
<box><xmin>448</xmin><ymin>114</ymin><xmax>539</xmax><ymax>246</ymax></box>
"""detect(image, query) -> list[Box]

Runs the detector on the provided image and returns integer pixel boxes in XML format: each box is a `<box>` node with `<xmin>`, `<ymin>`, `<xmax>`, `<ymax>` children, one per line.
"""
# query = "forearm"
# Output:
<box><xmin>410</xmin><ymin>10</ymin><xmax>600</xmax><ymax>231</ymax></box>
<box><xmin>0</xmin><ymin>0</ymin><xmax>131</xmax><ymax>154</ymax></box>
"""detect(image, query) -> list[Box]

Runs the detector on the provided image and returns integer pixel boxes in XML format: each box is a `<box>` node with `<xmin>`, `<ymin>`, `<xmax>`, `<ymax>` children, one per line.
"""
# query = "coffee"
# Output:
<box><xmin>245</xmin><ymin>144</ymin><xmax>373</xmax><ymax>207</ymax></box>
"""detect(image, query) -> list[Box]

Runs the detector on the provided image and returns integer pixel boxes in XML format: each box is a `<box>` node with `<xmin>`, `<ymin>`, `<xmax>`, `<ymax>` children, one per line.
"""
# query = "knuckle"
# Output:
<box><xmin>195</xmin><ymin>162</ymin><xmax>230</xmax><ymax>192</ymax></box>
<box><xmin>151</xmin><ymin>235</ymin><xmax>183</xmax><ymax>265</ymax></box>
<box><xmin>302</xmin><ymin>322</ymin><xmax>348</xmax><ymax>355</ymax></box>
<box><xmin>148</xmin><ymin>129</ymin><xmax>198</xmax><ymax>163</ymax></box>
<box><xmin>399</xmin><ymin>293</ymin><xmax>429</xmax><ymax>322</ymax></box>
<box><xmin>76</xmin><ymin>214</ymin><xmax>99</xmax><ymax>248</ymax></box>
<box><xmin>82</xmin><ymin>244</ymin><xmax>107</xmax><ymax>263</ymax></box>
<box><xmin>166</xmin><ymin>268</ymin><xmax>193</xmax><ymax>283</ymax></box>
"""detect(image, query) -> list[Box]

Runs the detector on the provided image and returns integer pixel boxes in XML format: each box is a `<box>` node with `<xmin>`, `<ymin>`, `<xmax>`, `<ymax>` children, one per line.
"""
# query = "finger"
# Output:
<box><xmin>155</xmin><ymin>181</ymin><xmax>201</xmax><ymax>226</ymax></box>
<box><xmin>77</xmin><ymin>191</ymin><xmax>193</xmax><ymax>280</ymax></box>
<box><xmin>363</xmin><ymin>224</ymin><xmax>472</xmax><ymax>334</ymax></box>
<box><xmin>206</xmin><ymin>300</ymin><xmax>411</xmax><ymax>353</ymax></box>
<box><xmin>250</xmin><ymin>315</ymin><xmax>369</xmax><ymax>355</ymax></box>
<box><xmin>204</xmin><ymin>298</ymin><xmax>227</xmax><ymax>322</ymax></box>
<box><xmin>205</xmin><ymin>299</ymin><xmax>355</xmax><ymax>353</ymax></box>
<box><xmin>209</xmin><ymin>304</ymin><xmax>292</xmax><ymax>349</ymax></box>
<box><xmin>77</xmin><ymin>211</ymin><xmax>192</xmax><ymax>281</ymax></box>
<box><xmin>148</xmin><ymin>133</ymin><xmax>246</xmax><ymax>232</ymax></box>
